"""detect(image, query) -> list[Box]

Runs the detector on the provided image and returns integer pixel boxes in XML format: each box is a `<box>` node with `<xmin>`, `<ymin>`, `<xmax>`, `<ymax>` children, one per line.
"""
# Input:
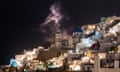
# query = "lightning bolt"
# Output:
<box><xmin>39</xmin><ymin>1</ymin><xmax>70</xmax><ymax>43</ymax></box>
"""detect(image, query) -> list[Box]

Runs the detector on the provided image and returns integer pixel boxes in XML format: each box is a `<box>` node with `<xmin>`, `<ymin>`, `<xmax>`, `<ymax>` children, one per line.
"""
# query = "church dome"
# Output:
<box><xmin>74</xmin><ymin>27</ymin><xmax>83</xmax><ymax>32</ymax></box>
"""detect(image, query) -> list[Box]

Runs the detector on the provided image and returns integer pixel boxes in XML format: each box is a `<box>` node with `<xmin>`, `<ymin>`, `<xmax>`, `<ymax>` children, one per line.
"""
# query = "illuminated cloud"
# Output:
<box><xmin>39</xmin><ymin>1</ymin><xmax>71</xmax><ymax>43</ymax></box>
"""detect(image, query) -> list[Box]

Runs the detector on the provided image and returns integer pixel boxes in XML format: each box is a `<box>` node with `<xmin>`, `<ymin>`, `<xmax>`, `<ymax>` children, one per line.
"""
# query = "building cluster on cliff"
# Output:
<box><xmin>1</xmin><ymin>16</ymin><xmax>120</xmax><ymax>72</ymax></box>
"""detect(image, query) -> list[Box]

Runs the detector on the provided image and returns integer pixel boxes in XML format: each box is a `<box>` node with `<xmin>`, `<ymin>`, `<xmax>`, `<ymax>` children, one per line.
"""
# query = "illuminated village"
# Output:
<box><xmin>1</xmin><ymin>1</ymin><xmax>120</xmax><ymax>72</ymax></box>
<box><xmin>1</xmin><ymin>16</ymin><xmax>120</xmax><ymax>72</ymax></box>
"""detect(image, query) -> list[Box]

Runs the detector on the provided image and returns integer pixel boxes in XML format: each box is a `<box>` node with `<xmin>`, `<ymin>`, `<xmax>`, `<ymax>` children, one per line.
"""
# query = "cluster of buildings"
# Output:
<box><xmin>54</xmin><ymin>16</ymin><xmax>120</xmax><ymax>50</ymax></box>
<box><xmin>1</xmin><ymin>16</ymin><xmax>120</xmax><ymax>72</ymax></box>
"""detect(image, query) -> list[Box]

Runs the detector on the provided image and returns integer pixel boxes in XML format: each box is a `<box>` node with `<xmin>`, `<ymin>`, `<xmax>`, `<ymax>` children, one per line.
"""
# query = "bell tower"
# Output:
<box><xmin>55</xmin><ymin>31</ymin><xmax>62</xmax><ymax>48</ymax></box>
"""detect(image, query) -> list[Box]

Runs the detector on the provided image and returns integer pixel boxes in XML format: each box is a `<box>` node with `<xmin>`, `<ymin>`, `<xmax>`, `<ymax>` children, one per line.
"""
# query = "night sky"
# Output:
<box><xmin>2</xmin><ymin>0</ymin><xmax>120</xmax><ymax>65</ymax></box>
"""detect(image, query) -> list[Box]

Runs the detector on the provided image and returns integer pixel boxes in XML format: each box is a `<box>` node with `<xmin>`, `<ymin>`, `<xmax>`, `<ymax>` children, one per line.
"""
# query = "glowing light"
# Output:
<box><xmin>69</xmin><ymin>60</ymin><xmax>81</xmax><ymax>71</ymax></box>
<box><xmin>73</xmin><ymin>65</ymin><xmax>81</xmax><ymax>71</ymax></box>
<box><xmin>81</xmin><ymin>56</ymin><xmax>90</xmax><ymax>63</ymax></box>
<box><xmin>10</xmin><ymin>58</ymin><xmax>18</xmax><ymax>67</ymax></box>
<box><xmin>13</xmin><ymin>48</ymin><xmax>41</xmax><ymax>67</ymax></box>
<box><xmin>81</xmin><ymin>38</ymin><xmax>96</xmax><ymax>47</ymax></box>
